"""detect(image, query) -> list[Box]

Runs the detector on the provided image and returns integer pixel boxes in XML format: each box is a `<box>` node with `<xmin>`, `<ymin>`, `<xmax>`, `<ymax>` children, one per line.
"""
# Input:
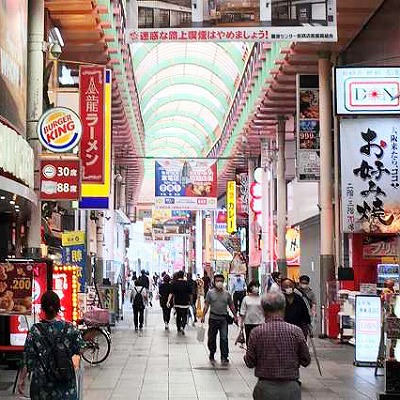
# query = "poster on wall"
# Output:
<box><xmin>0</xmin><ymin>0</ymin><xmax>27</xmax><ymax>134</ymax></box>
<box><xmin>0</xmin><ymin>262</ymin><xmax>33</xmax><ymax>316</ymax></box>
<box><xmin>127</xmin><ymin>0</ymin><xmax>337</xmax><ymax>43</ymax></box>
<box><xmin>155</xmin><ymin>159</ymin><xmax>217</xmax><ymax>210</ymax></box>
<box><xmin>341</xmin><ymin>118</ymin><xmax>400</xmax><ymax>234</ymax></box>
<box><xmin>355</xmin><ymin>295</ymin><xmax>381</xmax><ymax>364</ymax></box>
<box><xmin>296</xmin><ymin>75</ymin><xmax>320</xmax><ymax>181</ymax></box>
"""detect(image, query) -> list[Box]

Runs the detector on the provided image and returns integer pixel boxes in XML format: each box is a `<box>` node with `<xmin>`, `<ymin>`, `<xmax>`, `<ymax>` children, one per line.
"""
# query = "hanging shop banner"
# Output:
<box><xmin>52</xmin><ymin>265</ymin><xmax>80</xmax><ymax>322</ymax></box>
<box><xmin>341</xmin><ymin>118</ymin><xmax>400</xmax><ymax>234</ymax></box>
<box><xmin>61</xmin><ymin>231</ymin><xmax>86</xmax><ymax>292</ymax></box>
<box><xmin>80</xmin><ymin>69</ymin><xmax>112</xmax><ymax>209</ymax></box>
<box><xmin>154</xmin><ymin>159</ymin><xmax>217</xmax><ymax>210</ymax></box>
<box><xmin>355</xmin><ymin>295</ymin><xmax>381</xmax><ymax>364</ymax></box>
<box><xmin>40</xmin><ymin>155</ymin><xmax>80</xmax><ymax>201</ymax></box>
<box><xmin>335</xmin><ymin>67</ymin><xmax>400</xmax><ymax>115</ymax></box>
<box><xmin>226</xmin><ymin>181</ymin><xmax>237</xmax><ymax>234</ymax></box>
<box><xmin>296</xmin><ymin>75</ymin><xmax>320</xmax><ymax>181</ymax></box>
<box><xmin>127</xmin><ymin>0</ymin><xmax>337</xmax><ymax>43</ymax></box>
<box><xmin>10</xmin><ymin>262</ymin><xmax>47</xmax><ymax>346</ymax></box>
<box><xmin>0</xmin><ymin>262</ymin><xmax>33</xmax><ymax>315</ymax></box>
<box><xmin>79</xmin><ymin>66</ymin><xmax>105</xmax><ymax>183</ymax></box>
<box><xmin>0</xmin><ymin>0</ymin><xmax>27</xmax><ymax>134</ymax></box>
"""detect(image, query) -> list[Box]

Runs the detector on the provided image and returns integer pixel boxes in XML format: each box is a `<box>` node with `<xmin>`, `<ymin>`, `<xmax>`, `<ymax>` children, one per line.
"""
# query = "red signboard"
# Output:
<box><xmin>0</xmin><ymin>262</ymin><xmax>33</xmax><ymax>315</ymax></box>
<box><xmin>40</xmin><ymin>157</ymin><xmax>80</xmax><ymax>201</ymax></box>
<box><xmin>79</xmin><ymin>66</ymin><xmax>105</xmax><ymax>183</ymax></box>
<box><xmin>53</xmin><ymin>265</ymin><xmax>80</xmax><ymax>322</ymax></box>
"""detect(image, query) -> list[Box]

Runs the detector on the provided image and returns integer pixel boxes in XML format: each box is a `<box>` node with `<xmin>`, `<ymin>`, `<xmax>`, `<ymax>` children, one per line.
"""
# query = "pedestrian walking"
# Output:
<box><xmin>17</xmin><ymin>291</ymin><xmax>85</xmax><ymax>399</ymax></box>
<box><xmin>137</xmin><ymin>269</ymin><xmax>150</xmax><ymax>289</ymax></box>
<box><xmin>244</xmin><ymin>291</ymin><xmax>311</xmax><ymax>400</ymax></box>
<box><xmin>131</xmin><ymin>280</ymin><xmax>147</xmax><ymax>331</ymax></box>
<box><xmin>202</xmin><ymin>270</ymin><xmax>211</xmax><ymax>296</ymax></box>
<box><xmin>231</xmin><ymin>273</ymin><xmax>247</xmax><ymax>314</ymax></box>
<box><xmin>239</xmin><ymin>280</ymin><xmax>264</xmax><ymax>347</ymax></box>
<box><xmin>167</xmin><ymin>270</ymin><xmax>192</xmax><ymax>335</ymax></box>
<box><xmin>201</xmin><ymin>274</ymin><xmax>238</xmax><ymax>365</ymax></box>
<box><xmin>281</xmin><ymin>278</ymin><xmax>311</xmax><ymax>339</ymax></box>
<box><xmin>297</xmin><ymin>275</ymin><xmax>317</xmax><ymax>317</ymax></box>
<box><xmin>159</xmin><ymin>274</ymin><xmax>172</xmax><ymax>330</ymax></box>
<box><xmin>187</xmin><ymin>273</ymin><xmax>197</xmax><ymax>325</ymax></box>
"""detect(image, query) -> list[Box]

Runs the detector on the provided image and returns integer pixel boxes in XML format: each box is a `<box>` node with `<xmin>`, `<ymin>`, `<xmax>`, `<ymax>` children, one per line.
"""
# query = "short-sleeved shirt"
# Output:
<box><xmin>23</xmin><ymin>320</ymin><xmax>85</xmax><ymax>400</ymax></box>
<box><xmin>206</xmin><ymin>288</ymin><xmax>233</xmax><ymax>319</ymax></box>
<box><xmin>171</xmin><ymin>279</ymin><xmax>192</xmax><ymax>307</ymax></box>
<box><xmin>240</xmin><ymin>295</ymin><xmax>265</xmax><ymax>325</ymax></box>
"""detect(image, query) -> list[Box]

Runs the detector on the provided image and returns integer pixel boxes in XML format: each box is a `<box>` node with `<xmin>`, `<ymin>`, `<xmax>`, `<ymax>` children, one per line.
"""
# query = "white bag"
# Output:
<box><xmin>197</xmin><ymin>324</ymin><xmax>205</xmax><ymax>342</ymax></box>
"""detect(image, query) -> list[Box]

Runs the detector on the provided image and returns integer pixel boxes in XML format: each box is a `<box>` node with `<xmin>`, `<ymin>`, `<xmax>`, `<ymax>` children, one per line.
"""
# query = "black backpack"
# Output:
<box><xmin>132</xmin><ymin>287</ymin><xmax>145</xmax><ymax>310</ymax></box>
<box><xmin>35</xmin><ymin>322</ymin><xmax>75</xmax><ymax>383</ymax></box>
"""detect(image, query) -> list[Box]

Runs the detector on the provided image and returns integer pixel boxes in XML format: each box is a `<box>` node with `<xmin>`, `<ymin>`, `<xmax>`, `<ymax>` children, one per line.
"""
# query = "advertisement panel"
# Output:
<box><xmin>0</xmin><ymin>0</ymin><xmax>27</xmax><ymax>134</ymax></box>
<box><xmin>40</xmin><ymin>156</ymin><xmax>80</xmax><ymax>201</ymax></box>
<box><xmin>226</xmin><ymin>181</ymin><xmax>237</xmax><ymax>233</ymax></box>
<box><xmin>355</xmin><ymin>295</ymin><xmax>381</xmax><ymax>364</ymax></box>
<box><xmin>52</xmin><ymin>265</ymin><xmax>80</xmax><ymax>322</ymax></box>
<box><xmin>127</xmin><ymin>0</ymin><xmax>337</xmax><ymax>43</ymax></box>
<box><xmin>152</xmin><ymin>209</ymin><xmax>191</xmax><ymax>235</ymax></box>
<box><xmin>296</xmin><ymin>75</ymin><xmax>320</xmax><ymax>181</ymax></box>
<box><xmin>335</xmin><ymin>67</ymin><xmax>400</xmax><ymax>115</ymax></box>
<box><xmin>341</xmin><ymin>118</ymin><xmax>400</xmax><ymax>234</ymax></box>
<box><xmin>0</xmin><ymin>262</ymin><xmax>33</xmax><ymax>315</ymax></box>
<box><xmin>37</xmin><ymin>107</ymin><xmax>82</xmax><ymax>153</ymax></box>
<box><xmin>80</xmin><ymin>69</ymin><xmax>112</xmax><ymax>209</ymax></box>
<box><xmin>61</xmin><ymin>231</ymin><xmax>86</xmax><ymax>292</ymax></box>
<box><xmin>154</xmin><ymin>159</ymin><xmax>217</xmax><ymax>210</ymax></box>
<box><xmin>10</xmin><ymin>263</ymin><xmax>47</xmax><ymax>346</ymax></box>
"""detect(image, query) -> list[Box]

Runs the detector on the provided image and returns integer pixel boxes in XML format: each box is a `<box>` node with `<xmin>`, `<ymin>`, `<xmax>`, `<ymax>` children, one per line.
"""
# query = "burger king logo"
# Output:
<box><xmin>37</xmin><ymin>107</ymin><xmax>82</xmax><ymax>153</ymax></box>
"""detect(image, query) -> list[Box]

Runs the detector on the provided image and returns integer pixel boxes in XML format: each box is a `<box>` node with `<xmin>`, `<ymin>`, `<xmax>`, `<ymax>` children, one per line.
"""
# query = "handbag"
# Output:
<box><xmin>196</xmin><ymin>324</ymin><xmax>206</xmax><ymax>342</ymax></box>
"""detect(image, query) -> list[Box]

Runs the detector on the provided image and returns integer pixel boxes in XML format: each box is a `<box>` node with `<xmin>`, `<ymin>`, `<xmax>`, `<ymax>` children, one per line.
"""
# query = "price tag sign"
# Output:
<box><xmin>40</xmin><ymin>156</ymin><xmax>80</xmax><ymax>201</ymax></box>
<box><xmin>0</xmin><ymin>263</ymin><xmax>33</xmax><ymax>315</ymax></box>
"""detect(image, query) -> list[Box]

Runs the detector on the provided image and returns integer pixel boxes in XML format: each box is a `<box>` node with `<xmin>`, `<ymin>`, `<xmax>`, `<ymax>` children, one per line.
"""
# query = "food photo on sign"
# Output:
<box><xmin>0</xmin><ymin>262</ymin><xmax>33</xmax><ymax>315</ymax></box>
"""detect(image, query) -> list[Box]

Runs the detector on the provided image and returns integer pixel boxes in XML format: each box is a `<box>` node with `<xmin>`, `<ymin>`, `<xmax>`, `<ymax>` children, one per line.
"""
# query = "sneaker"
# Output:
<box><xmin>221</xmin><ymin>358</ymin><xmax>230</xmax><ymax>366</ymax></box>
<box><xmin>181</xmin><ymin>329</ymin><xmax>185</xmax><ymax>335</ymax></box>
<box><xmin>209</xmin><ymin>353</ymin><xmax>215</xmax><ymax>362</ymax></box>
<box><xmin>139</xmin><ymin>325</ymin><xmax>143</xmax><ymax>330</ymax></box>
<box><xmin>165</xmin><ymin>323</ymin><xmax>169</xmax><ymax>330</ymax></box>
<box><xmin>134</xmin><ymin>326</ymin><xmax>138</xmax><ymax>331</ymax></box>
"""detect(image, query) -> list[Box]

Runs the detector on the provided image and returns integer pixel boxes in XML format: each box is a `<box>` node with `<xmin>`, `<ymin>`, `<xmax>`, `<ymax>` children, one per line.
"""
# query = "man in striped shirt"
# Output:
<box><xmin>244</xmin><ymin>291</ymin><xmax>311</xmax><ymax>400</ymax></box>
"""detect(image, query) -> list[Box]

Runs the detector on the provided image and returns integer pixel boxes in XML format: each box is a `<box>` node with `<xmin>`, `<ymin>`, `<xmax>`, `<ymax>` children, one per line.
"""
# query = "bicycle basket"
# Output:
<box><xmin>83</xmin><ymin>307</ymin><xmax>109</xmax><ymax>326</ymax></box>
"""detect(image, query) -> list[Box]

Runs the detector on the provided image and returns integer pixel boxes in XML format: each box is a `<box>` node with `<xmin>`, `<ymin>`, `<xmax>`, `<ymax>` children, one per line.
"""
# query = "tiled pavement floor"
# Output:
<box><xmin>0</xmin><ymin>302</ymin><xmax>385</xmax><ymax>399</ymax></box>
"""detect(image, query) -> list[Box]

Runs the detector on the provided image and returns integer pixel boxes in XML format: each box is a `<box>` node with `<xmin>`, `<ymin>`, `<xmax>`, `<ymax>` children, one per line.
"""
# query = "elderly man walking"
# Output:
<box><xmin>244</xmin><ymin>292</ymin><xmax>311</xmax><ymax>400</ymax></box>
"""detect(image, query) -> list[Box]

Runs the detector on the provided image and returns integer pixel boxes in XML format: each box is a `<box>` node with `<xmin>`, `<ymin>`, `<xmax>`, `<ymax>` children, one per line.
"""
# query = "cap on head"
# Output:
<box><xmin>299</xmin><ymin>275</ymin><xmax>310</xmax><ymax>284</ymax></box>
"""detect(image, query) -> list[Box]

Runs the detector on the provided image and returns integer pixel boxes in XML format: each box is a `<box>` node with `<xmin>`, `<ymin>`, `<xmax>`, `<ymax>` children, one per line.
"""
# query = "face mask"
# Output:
<box><xmin>300</xmin><ymin>283</ymin><xmax>309</xmax><ymax>290</ymax></box>
<box><xmin>215</xmin><ymin>281</ymin><xmax>224</xmax><ymax>289</ymax></box>
<box><xmin>284</xmin><ymin>287</ymin><xmax>294</xmax><ymax>295</ymax></box>
<box><xmin>251</xmin><ymin>287</ymin><xmax>259</xmax><ymax>295</ymax></box>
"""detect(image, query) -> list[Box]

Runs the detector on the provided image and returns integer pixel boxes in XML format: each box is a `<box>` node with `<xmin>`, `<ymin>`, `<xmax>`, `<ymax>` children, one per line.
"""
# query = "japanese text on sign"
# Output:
<box><xmin>226</xmin><ymin>181</ymin><xmax>237</xmax><ymax>234</ymax></box>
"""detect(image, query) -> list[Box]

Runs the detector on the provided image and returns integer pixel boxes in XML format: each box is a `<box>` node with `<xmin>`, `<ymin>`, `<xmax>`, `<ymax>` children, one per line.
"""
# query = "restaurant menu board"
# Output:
<box><xmin>0</xmin><ymin>262</ymin><xmax>33</xmax><ymax>315</ymax></box>
<box><xmin>355</xmin><ymin>295</ymin><xmax>382</xmax><ymax>364</ymax></box>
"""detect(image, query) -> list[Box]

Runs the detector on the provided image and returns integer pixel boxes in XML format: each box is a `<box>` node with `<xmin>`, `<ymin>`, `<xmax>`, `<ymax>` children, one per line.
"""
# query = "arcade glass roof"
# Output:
<box><xmin>130</xmin><ymin>42</ymin><xmax>253</xmax><ymax>202</ymax></box>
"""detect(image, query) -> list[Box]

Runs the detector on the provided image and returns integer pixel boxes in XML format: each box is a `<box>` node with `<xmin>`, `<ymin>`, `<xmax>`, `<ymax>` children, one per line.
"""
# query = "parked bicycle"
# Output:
<box><xmin>78</xmin><ymin>307</ymin><xmax>112</xmax><ymax>365</ymax></box>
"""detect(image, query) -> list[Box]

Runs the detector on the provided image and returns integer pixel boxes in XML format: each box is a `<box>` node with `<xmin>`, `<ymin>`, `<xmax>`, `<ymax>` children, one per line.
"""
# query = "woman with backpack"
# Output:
<box><xmin>17</xmin><ymin>290</ymin><xmax>84</xmax><ymax>399</ymax></box>
<box><xmin>130</xmin><ymin>279</ymin><xmax>148</xmax><ymax>331</ymax></box>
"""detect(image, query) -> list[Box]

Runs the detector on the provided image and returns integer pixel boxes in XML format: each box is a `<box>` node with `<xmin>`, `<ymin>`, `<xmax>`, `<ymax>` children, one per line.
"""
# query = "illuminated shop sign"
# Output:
<box><xmin>336</xmin><ymin>67</ymin><xmax>400</xmax><ymax>115</ymax></box>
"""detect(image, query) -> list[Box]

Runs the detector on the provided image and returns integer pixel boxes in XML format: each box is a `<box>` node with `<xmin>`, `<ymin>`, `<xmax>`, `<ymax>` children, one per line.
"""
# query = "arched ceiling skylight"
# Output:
<box><xmin>130</xmin><ymin>41</ymin><xmax>252</xmax><ymax>202</ymax></box>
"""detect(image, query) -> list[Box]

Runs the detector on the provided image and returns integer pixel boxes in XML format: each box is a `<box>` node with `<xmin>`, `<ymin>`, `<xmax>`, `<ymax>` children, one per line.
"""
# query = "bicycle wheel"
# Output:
<box><xmin>82</xmin><ymin>327</ymin><xmax>111</xmax><ymax>365</ymax></box>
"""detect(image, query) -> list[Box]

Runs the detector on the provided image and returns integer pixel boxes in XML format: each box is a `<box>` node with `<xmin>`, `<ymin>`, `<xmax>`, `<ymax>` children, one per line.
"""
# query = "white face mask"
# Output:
<box><xmin>251</xmin><ymin>287</ymin><xmax>259</xmax><ymax>295</ymax></box>
<box><xmin>215</xmin><ymin>281</ymin><xmax>224</xmax><ymax>289</ymax></box>
<box><xmin>284</xmin><ymin>287</ymin><xmax>294</xmax><ymax>295</ymax></box>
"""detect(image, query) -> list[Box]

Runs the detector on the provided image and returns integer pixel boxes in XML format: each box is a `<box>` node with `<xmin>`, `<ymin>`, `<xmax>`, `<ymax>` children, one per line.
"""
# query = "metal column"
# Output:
<box><xmin>319</xmin><ymin>55</ymin><xmax>335</xmax><ymax>310</ymax></box>
<box><xmin>26</xmin><ymin>0</ymin><xmax>44</xmax><ymax>257</ymax></box>
<box><xmin>276</xmin><ymin>117</ymin><xmax>287</xmax><ymax>277</ymax></box>
<box><xmin>195</xmin><ymin>210</ymin><xmax>203</xmax><ymax>276</ymax></box>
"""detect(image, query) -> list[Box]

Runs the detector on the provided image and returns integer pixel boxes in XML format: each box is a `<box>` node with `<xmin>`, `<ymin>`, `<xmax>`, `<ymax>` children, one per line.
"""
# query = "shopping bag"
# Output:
<box><xmin>235</xmin><ymin>327</ymin><xmax>245</xmax><ymax>346</ymax></box>
<box><xmin>196</xmin><ymin>298</ymin><xmax>203</xmax><ymax>319</ymax></box>
<box><xmin>197</xmin><ymin>324</ymin><xmax>206</xmax><ymax>342</ymax></box>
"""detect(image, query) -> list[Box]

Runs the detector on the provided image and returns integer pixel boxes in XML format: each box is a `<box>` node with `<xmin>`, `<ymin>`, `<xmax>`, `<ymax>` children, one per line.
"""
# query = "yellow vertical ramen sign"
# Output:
<box><xmin>226</xmin><ymin>181</ymin><xmax>237</xmax><ymax>234</ymax></box>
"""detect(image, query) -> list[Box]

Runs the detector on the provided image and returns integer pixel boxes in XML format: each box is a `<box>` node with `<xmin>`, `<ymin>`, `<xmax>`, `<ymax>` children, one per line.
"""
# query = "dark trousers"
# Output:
<box><xmin>245</xmin><ymin>324</ymin><xmax>259</xmax><ymax>347</ymax></box>
<box><xmin>207</xmin><ymin>317</ymin><xmax>229</xmax><ymax>359</ymax></box>
<box><xmin>175</xmin><ymin>307</ymin><xmax>188</xmax><ymax>330</ymax></box>
<box><xmin>253</xmin><ymin>380</ymin><xmax>301</xmax><ymax>400</ymax></box>
<box><xmin>233</xmin><ymin>291</ymin><xmax>246</xmax><ymax>314</ymax></box>
<box><xmin>161</xmin><ymin>305</ymin><xmax>171</xmax><ymax>324</ymax></box>
<box><xmin>133</xmin><ymin>308</ymin><xmax>144</xmax><ymax>328</ymax></box>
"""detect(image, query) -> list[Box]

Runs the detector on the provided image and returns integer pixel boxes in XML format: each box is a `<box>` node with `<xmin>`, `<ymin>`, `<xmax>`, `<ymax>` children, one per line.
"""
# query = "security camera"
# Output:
<box><xmin>50</xmin><ymin>42</ymin><xmax>62</xmax><ymax>59</ymax></box>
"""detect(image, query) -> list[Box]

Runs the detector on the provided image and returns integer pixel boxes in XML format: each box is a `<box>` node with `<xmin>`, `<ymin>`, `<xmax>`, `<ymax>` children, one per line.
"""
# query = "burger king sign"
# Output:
<box><xmin>37</xmin><ymin>107</ymin><xmax>82</xmax><ymax>153</ymax></box>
